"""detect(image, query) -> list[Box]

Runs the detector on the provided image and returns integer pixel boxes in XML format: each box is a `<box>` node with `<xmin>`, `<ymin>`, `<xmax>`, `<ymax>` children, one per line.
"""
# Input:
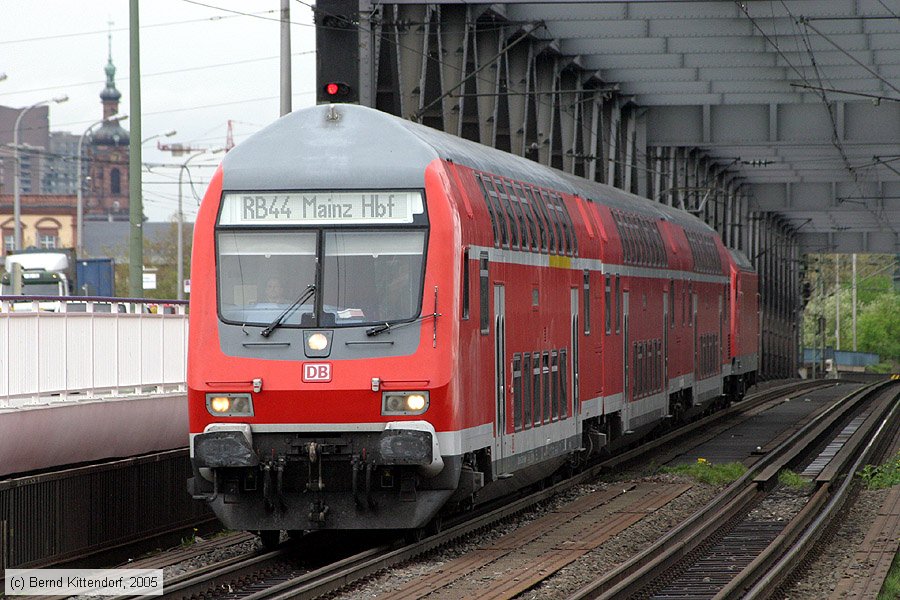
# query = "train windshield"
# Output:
<box><xmin>216</xmin><ymin>229</ymin><xmax>426</xmax><ymax>328</ymax></box>
<box><xmin>322</xmin><ymin>231</ymin><xmax>425</xmax><ymax>325</ymax></box>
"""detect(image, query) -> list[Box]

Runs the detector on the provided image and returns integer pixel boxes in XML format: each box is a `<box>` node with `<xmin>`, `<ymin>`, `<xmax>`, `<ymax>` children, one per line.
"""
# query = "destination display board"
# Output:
<box><xmin>218</xmin><ymin>191</ymin><xmax>424</xmax><ymax>225</ymax></box>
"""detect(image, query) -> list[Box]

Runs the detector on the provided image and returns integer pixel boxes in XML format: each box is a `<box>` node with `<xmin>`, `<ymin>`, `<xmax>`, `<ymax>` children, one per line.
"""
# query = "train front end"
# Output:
<box><xmin>187</xmin><ymin>106</ymin><xmax>461</xmax><ymax>536</ymax></box>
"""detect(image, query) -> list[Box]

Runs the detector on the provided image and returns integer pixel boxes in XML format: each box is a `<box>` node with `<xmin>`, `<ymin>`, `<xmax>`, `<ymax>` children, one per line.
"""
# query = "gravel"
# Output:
<box><xmin>329</xmin><ymin>474</ymin><xmax>719</xmax><ymax>600</ymax></box>
<box><xmin>780</xmin><ymin>486</ymin><xmax>893</xmax><ymax>600</ymax></box>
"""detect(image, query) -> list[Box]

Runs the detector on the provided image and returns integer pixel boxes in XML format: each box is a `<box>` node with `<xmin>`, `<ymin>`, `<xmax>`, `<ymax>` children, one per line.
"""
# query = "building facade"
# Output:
<box><xmin>0</xmin><ymin>194</ymin><xmax>76</xmax><ymax>255</ymax></box>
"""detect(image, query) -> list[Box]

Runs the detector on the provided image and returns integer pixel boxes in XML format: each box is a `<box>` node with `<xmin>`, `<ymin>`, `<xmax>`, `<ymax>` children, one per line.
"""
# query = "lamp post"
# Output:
<box><xmin>77</xmin><ymin>114</ymin><xmax>127</xmax><ymax>257</ymax></box>
<box><xmin>177</xmin><ymin>148</ymin><xmax>222</xmax><ymax>299</ymax></box>
<box><xmin>141</xmin><ymin>129</ymin><xmax>176</xmax><ymax>146</ymax></box>
<box><xmin>13</xmin><ymin>95</ymin><xmax>68</xmax><ymax>250</ymax></box>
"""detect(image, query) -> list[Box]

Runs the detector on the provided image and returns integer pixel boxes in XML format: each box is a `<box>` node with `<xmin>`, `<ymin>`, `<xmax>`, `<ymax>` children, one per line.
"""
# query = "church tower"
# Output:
<box><xmin>85</xmin><ymin>33</ymin><xmax>130</xmax><ymax>220</ymax></box>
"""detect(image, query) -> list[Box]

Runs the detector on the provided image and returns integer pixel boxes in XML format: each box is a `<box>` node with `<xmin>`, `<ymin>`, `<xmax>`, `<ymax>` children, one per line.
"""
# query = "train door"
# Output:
<box><xmin>570</xmin><ymin>288</ymin><xmax>580</xmax><ymax>439</ymax></box>
<box><xmin>622</xmin><ymin>291</ymin><xmax>630</xmax><ymax>426</ymax></box>
<box><xmin>493</xmin><ymin>284</ymin><xmax>507</xmax><ymax>463</ymax></box>
<box><xmin>663</xmin><ymin>292</ymin><xmax>669</xmax><ymax>393</ymax></box>
<box><xmin>692</xmin><ymin>292</ymin><xmax>699</xmax><ymax>379</ymax></box>
<box><xmin>719</xmin><ymin>293</ymin><xmax>724</xmax><ymax>374</ymax></box>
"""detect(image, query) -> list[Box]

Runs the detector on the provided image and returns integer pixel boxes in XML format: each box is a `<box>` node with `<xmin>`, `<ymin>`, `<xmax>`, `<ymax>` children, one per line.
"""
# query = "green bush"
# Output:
<box><xmin>661</xmin><ymin>458</ymin><xmax>747</xmax><ymax>486</ymax></box>
<box><xmin>859</xmin><ymin>452</ymin><xmax>900</xmax><ymax>490</ymax></box>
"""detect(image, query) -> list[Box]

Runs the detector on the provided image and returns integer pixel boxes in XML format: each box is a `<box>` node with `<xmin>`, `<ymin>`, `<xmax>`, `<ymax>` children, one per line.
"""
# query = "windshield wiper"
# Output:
<box><xmin>366</xmin><ymin>311</ymin><xmax>441</xmax><ymax>337</ymax></box>
<box><xmin>260</xmin><ymin>284</ymin><xmax>316</xmax><ymax>337</ymax></box>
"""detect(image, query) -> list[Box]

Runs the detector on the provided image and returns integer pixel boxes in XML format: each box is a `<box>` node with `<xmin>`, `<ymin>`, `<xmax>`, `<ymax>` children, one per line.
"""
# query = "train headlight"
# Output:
<box><xmin>307</xmin><ymin>332</ymin><xmax>329</xmax><ymax>351</ymax></box>
<box><xmin>206</xmin><ymin>393</ymin><xmax>254</xmax><ymax>417</ymax></box>
<box><xmin>382</xmin><ymin>391</ymin><xmax>430</xmax><ymax>415</ymax></box>
<box><xmin>303</xmin><ymin>330</ymin><xmax>333</xmax><ymax>358</ymax></box>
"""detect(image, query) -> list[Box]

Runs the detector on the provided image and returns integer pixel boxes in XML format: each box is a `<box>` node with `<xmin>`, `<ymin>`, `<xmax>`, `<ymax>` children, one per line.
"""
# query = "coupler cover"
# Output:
<box><xmin>378</xmin><ymin>429</ymin><xmax>433</xmax><ymax>465</ymax></box>
<box><xmin>193</xmin><ymin>431</ymin><xmax>259</xmax><ymax>468</ymax></box>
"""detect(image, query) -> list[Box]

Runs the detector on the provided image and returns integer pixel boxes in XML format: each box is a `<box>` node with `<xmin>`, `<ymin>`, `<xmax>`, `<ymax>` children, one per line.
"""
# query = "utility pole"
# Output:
<box><xmin>128</xmin><ymin>0</ymin><xmax>144</xmax><ymax>297</ymax></box>
<box><xmin>280</xmin><ymin>0</ymin><xmax>291</xmax><ymax>116</ymax></box>
<box><xmin>852</xmin><ymin>253</ymin><xmax>857</xmax><ymax>352</ymax></box>
<box><xmin>834</xmin><ymin>254</ymin><xmax>840</xmax><ymax>351</ymax></box>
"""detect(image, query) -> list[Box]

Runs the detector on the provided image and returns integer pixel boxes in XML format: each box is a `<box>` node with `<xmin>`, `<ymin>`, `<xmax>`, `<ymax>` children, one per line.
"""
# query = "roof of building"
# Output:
<box><xmin>0</xmin><ymin>194</ymin><xmax>77</xmax><ymax>212</ymax></box>
<box><xmin>83</xmin><ymin>221</ymin><xmax>176</xmax><ymax>261</ymax></box>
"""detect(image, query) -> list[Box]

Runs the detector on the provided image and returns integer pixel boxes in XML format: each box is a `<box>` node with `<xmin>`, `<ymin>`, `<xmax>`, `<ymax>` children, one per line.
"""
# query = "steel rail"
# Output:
<box><xmin>735</xmin><ymin>383</ymin><xmax>900</xmax><ymax>599</ymax></box>
<box><xmin>566</xmin><ymin>379</ymin><xmax>890</xmax><ymax>600</ymax></box>
<box><xmin>166</xmin><ymin>380</ymin><xmax>831</xmax><ymax>600</ymax></box>
<box><xmin>104</xmin><ymin>379</ymin><xmax>826</xmax><ymax>600</ymax></box>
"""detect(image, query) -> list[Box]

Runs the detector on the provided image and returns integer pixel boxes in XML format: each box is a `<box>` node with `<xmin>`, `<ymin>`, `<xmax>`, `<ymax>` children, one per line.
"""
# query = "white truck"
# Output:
<box><xmin>1</xmin><ymin>251</ymin><xmax>72</xmax><ymax>297</ymax></box>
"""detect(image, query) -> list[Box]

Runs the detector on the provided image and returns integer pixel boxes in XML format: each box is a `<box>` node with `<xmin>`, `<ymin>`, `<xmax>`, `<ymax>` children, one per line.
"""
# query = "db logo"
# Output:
<box><xmin>303</xmin><ymin>363</ymin><xmax>332</xmax><ymax>382</ymax></box>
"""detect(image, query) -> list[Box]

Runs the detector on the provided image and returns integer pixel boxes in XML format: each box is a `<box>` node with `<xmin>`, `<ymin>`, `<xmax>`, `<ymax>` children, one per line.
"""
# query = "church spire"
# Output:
<box><xmin>100</xmin><ymin>23</ymin><xmax>122</xmax><ymax>118</ymax></box>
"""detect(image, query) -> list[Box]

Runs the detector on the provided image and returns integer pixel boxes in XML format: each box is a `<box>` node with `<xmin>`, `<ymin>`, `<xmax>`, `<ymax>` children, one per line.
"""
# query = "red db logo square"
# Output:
<box><xmin>303</xmin><ymin>363</ymin><xmax>332</xmax><ymax>382</ymax></box>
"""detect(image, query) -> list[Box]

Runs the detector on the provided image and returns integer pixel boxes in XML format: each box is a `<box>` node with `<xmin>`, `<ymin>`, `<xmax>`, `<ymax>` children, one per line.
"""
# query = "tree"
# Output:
<box><xmin>801</xmin><ymin>253</ymin><xmax>899</xmax><ymax>359</ymax></box>
<box><xmin>856</xmin><ymin>293</ymin><xmax>900</xmax><ymax>361</ymax></box>
<box><xmin>111</xmin><ymin>221</ymin><xmax>193</xmax><ymax>300</ymax></box>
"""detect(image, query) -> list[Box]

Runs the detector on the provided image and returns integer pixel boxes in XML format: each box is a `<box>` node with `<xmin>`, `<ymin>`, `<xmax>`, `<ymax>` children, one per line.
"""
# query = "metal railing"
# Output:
<box><xmin>0</xmin><ymin>296</ymin><xmax>189</xmax><ymax>407</ymax></box>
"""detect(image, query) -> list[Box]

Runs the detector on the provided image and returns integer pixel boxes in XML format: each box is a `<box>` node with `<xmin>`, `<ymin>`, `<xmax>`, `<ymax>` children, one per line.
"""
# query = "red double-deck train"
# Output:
<box><xmin>187</xmin><ymin>104</ymin><xmax>758</xmax><ymax>547</ymax></box>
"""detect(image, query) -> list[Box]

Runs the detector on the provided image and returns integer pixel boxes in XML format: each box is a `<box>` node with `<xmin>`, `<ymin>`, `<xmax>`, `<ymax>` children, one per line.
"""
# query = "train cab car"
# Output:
<box><xmin>726</xmin><ymin>249</ymin><xmax>760</xmax><ymax>397</ymax></box>
<box><xmin>187</xmin><ymin>104</ymin><xmax>758</xmax><ymax>545</ymax></box>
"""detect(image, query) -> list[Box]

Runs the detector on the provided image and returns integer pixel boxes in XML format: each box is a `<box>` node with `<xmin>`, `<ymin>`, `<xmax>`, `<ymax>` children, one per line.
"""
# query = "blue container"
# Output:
<box><xmin>75</xmin><ymin>258</ymin><xmax>115</xmax><ymax>297</ymax></box>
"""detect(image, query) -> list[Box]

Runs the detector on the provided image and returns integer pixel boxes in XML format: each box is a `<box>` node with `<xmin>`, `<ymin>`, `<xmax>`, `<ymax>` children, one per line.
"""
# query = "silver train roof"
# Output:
<box><xmin>222</xmin><ymin>104</ymin><xmax>714</xmax><ymax>234</ymax></box>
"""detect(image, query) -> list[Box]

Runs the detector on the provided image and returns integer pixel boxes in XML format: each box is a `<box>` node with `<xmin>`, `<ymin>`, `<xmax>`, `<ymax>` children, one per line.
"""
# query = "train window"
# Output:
<box><xmin>669</xmin><ymin>280</ymin><xmax>675</xmax><ymax>328</ymax></box>
<box><xmin>475</xmin><ymin>174</ymin><xmax>500</xmax><ymax>247</ymax></box>
<box><xmin>560</xmin><ymin>348</ymin><xmax>568</xmax><ymax>419</ymax></box>
<box><xmin>217</xmin><ymin>231</ymin><xmax>317</xmax><ymax>325</ymax></box>
<box><xmin>615</xmin><ymin>275</ymin><xmax>621</xmax><ymax>334</ymax></box>
<box><xmin>583</xmin><ymin>270</ymin><xmax>591</xmax><ymax>335</ymax></box>
<box><xmin>505</xmin><ymin>181</ymin><xmax>531</xmax><ymax>251</ymax></box>
<box><xmin>525</xmin><ymin>186</ymin><xmax>550</xmax><ymax>252</ymax></box>
<box><xmin>643</xmin><ymin>342</ymin><xmax>648</xmax><ymax>396</ymax></box>
<box><xmin>512</xmin><ymin>183</ymin><xmax>541</xmax><ymax>252</ymax></box>
<box><xmin>550</xmin><ymin>350</ymin><xmax>559</xmax><ymax>421</ymax></box>
<box><xmin>655</xmin><ymin>339</ymin><xmax>661</xmax><ymax>392</ymax></box>
<box><xmin>634</xmin><ymin>343</ymin><xmax>640</xmax><ymax>397</ymax></box>
<box><xmin>553</xmin><ymin>197</ymin><xmax>566</xmax><ymax>255</ymax></box>
<box><xmin>494</xmin><ymin>177</ymin><xmax>519</xmax><ymax>249</ymax></box>
<box><xmin>555</xmin><ymin>194</ymin><xmax>577</xmax><ymax>256</ymax></box>
<box><xmin>484</xmin><ymin>178</ymin><xmax>510</xmax><ymax>248</ymax></box>
<box><xmin>636</xmin><ymin>218</ymin><xmax>646</xmax><ymax>265</ymax></box>
<box><xmin>604</xmin><ymin>274</ymin><xmax>611</xmax><ymax>335</ymax></box>
<box><xmin>542</xmin><ymin>352</ymin><xmax>551</xmax><ymax>424</ymax></box>
<box><xmin>653</xmin><ymin>222</ymin><xmax>666</xmax><ymax>266</ymax></box>
<box><xmin>462</xmin><ymin>248</ymin><xmax>470</xmax><ymax>320</ymax></box>
<box><xmin>532</xmin><ymin>351</ymin><xmax>542</xmax><ymax>426</ymax></box>
<box><xmin>513</xmin><ymin>354</ymin><xmax>523</xmax><ymax>432</ymax></box>
<box><xmin>642</xmin><ymin>218</ymin><xmax>652</xmax><ymax>265</ymax></box>
<box><xmin>523</xmin><ymin>353</ymin><xmax>533</xmax><ymax>428</ymax></box>
<box><xmin>627</xmin><ymin>216</ymin><xmax>638</xmax><ymax>264</ymax></box>
<box><xmin>322</xmin><ymin>231</ymin><xmax>425</xmax><ymax>326</ymax></box>
<box><xmin>688</xmin><ymin>282</ymin><xmax>693</xmax><ymax>327</ymax></box>
<box><xmin>479</xmin><ymin>253</ymin><xmax>489</xmax><ymax>334</ymax></box>
<box><xmin>539</xmin><ymin>190</ymin><xmax>562</xmax><ymax>254</ymax></box>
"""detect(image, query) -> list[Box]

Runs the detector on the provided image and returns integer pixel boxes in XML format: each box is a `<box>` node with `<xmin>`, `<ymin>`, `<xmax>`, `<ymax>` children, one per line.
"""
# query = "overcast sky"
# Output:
<box><xmin>1</xmin><ymin>0</ymin><xmax>318</xmax><ymax>221</ymax></box>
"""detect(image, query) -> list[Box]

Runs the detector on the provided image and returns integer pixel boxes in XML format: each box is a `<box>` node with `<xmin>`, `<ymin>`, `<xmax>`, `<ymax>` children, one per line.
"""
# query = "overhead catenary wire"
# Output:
<box><xmin>0</xmin><ymin>51</ymin><xmax>316</xmax><ymax>99</ymax></box>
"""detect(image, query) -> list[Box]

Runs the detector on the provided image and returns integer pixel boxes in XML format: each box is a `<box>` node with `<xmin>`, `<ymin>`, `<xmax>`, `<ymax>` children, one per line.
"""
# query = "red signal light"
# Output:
<box><xmin>323</xmin><ymin>82</ymin><xmax>351</xmax><ymax>99</ymax></box>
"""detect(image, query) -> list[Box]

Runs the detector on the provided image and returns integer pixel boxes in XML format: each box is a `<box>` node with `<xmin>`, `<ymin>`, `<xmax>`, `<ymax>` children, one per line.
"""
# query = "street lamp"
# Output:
<box><xmin>13</xmin><ymin>95</ymin><xmax>68</xmax><ymax>250</ymax></box>
<box><xmin>142</xmin><ymin>129</ymin><xmax>176</xmax><ymax>145</ymax></box>
<box><xmin>76</xmin><ymin>114</ymin><xmax>127</xmax><ymax>257</ymax></box>
<box><xmin>177</xmin><ymin>148</ymin><xmax>223</xmax><ymax>299</ymax></box>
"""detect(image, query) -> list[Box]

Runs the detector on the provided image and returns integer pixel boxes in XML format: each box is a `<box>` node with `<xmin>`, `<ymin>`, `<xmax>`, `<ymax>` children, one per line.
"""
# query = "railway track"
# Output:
<box><xmin>566</xmin><ymin>379</ymin><xmax>900</xmax><ymax>600</ymax></box>
<box><xmin>124</xmin><ymin>379</ymin><xmax>834</xmax><ymax>599</ymax></box>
